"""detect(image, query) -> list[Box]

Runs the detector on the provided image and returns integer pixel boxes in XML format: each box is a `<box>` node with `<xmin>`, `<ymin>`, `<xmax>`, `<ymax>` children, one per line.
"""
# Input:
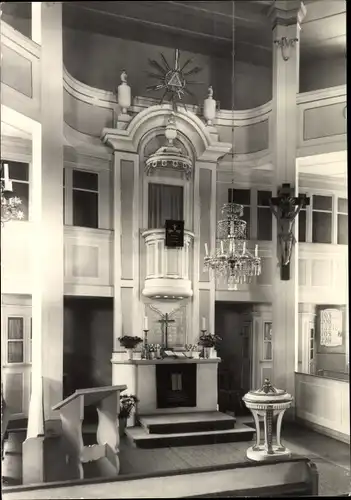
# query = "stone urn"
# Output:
<box><xmin>242</xmin><ymin>378</ymin><xmax>293</xmax><ymax>462</ymax></box>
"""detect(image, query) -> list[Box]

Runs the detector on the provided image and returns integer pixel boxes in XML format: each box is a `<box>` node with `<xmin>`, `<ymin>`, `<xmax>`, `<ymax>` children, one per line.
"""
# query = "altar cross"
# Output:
<box><xmin>158</xmin><ymin>313</ymin><xmax>175</xmax><ymax>348</ymax></box>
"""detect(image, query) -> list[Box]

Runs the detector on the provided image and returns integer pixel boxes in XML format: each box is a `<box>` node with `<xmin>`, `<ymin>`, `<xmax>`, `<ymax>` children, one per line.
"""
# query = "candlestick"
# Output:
<box><xmin>142</xmin><ymin>329</ymin><xmax>149</xmax><ymax>360</ymax></box>
<box><xmin>201</xmin><ymin>317</ymin><xmax>206</xmax><ymax>331</ymax></box>
<box><xmin>204</xmin><ymin>243</ymin><xmax>209</xmax><ymax>256</ymax></box>
<box><xmin>4</xmin><ymin>180</ymin><xmax>13</xmax><ymax>192</ymax></box>
<box><xmin>3</xmin><ymin>163</ymin><xmax>9</xmax><ymax>182</ymax></box>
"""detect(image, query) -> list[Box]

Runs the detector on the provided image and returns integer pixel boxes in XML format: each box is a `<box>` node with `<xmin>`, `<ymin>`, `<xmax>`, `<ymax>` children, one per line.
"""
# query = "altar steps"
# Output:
<box><xmin>126</xmin><ymin>411</ymin><xmax>255</xmax><ymax>448</ymax></box>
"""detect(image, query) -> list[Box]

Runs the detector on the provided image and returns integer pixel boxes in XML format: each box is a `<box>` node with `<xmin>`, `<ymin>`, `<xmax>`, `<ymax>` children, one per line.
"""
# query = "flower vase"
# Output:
<box><xmin>210</xmin><ymin>348</ymin><xmax>217</xmax><ymax>359</ymax></box>
<box><xmin>193</xmin><ymin>351</ymin><xmax>200</xmax><ymax>359</ymax></box>
<box><xmin>149</xmin><ymin>351</ymin><xmax>155</xmax><ymax>360</ymax></box>
<box><xmin>156</xmin><ymin>348</ymin><xmax>161</xmax><ymax>359</ymax></box>
<box><xmin>127</xmin><ymin>348</ymin><xmax>134</xmax><ymax>360</ymax></box>
<box><xmin>204</xmin><ymin>347</ymin><xmax>211</xmax><ymax>359</ymax></box>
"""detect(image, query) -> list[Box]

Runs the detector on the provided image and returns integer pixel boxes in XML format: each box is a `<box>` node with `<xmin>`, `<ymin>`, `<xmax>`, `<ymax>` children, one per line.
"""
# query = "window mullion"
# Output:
<box><xmin>332</xmin><ymin>194</ymin><xmax>338</xmax><ymax>244</ymax></box>
<box><xmin>65</xmin><ymin>167</ymin><xmax>73</xmax><ymax>225</ymax></box>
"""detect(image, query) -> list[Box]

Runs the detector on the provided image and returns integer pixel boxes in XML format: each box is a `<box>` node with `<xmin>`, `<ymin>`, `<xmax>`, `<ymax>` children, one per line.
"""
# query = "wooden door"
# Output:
<box><xmin>1</xmin><ymin>306</ymin><xmax>32</xmax><ymax>420</ymax></box>
<box><xmin>240</xmin><ymin>321</ymin><xmax>252</xmax><ymax>392</ymax></box>
<box><xmin>252</xmin><ymin>313</ymin><xmax>273</xmax><ymax>389</ymax></box>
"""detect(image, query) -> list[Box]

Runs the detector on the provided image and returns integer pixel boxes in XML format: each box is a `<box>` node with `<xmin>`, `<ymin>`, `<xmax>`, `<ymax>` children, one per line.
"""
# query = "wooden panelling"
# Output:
<box><xmin>295</xmin><ymin>372</ymin><xmax>350</xmax><ymax>440</ymax></box>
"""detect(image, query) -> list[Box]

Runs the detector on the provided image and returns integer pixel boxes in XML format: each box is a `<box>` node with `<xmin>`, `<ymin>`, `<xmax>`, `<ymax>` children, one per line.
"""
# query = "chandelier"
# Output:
<box><xmin>1</xmin><ymin>163</ymin><xmax>24</xmax><ymax>225</ymax></box>
<box><xmin>203</xmin><ymin>1</ymin><xmax>261</xmax><ymax>290</ymax></box>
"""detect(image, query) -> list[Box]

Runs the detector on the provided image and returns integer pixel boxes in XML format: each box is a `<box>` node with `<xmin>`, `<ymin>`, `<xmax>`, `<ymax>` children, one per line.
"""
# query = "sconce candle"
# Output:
<box><xmin>143</xmin><ymin>316</ymin><xmax>148</xmax><ymax>331</ymax></box>
<box><xmin>204</xmin><ymin>243</ymin><xmax>209</xmax><ymax>256</ymax></box>
<box><xmin>220</xmin><ymin>240</ymin><xmax>224</xmax><ymax>254</ymax></box>
<box><xmin>255</xmin><ymin>244</ymin><xmax>258</xmax><ymax>257</ymax></box>
<box><xmin>201</xmin><ymin>317</ymin><xmax>206</xmax><ymax>331</ymax></box>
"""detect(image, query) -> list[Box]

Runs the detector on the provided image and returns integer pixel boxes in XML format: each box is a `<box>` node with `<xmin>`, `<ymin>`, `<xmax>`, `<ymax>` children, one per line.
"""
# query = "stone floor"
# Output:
<box><xmin>2</xmin><ymin>421</ymin><xmax>350</xmax><ymax>496</ymax></box>
<box><xmin>117</xmin><ymin>421</ymin><xmax>350</xmax><ymax>496</ymax></box>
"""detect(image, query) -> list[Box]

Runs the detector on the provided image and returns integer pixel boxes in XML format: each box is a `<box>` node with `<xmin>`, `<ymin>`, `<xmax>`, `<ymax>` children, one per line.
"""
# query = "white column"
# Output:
<box><xmin>113</xmin><ymin>152</ymin><xmax>122</xmax><ymax>350</ymax></box>
<box><xmin>24</xmin><ymin>1</ymin><xmax>64</xmax><ymax>483</ymax></box>
<box><xmin>268</xmin><ymin>1</ymin><xmax>306</xmax><ymax>400</ymax></box>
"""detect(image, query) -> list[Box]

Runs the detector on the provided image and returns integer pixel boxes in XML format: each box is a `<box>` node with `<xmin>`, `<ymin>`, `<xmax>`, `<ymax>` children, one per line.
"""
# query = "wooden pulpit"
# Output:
<box><xmin>52</xmin><ymin>385</ymin><xmax>126</xmax><ymax>480</ymax></box>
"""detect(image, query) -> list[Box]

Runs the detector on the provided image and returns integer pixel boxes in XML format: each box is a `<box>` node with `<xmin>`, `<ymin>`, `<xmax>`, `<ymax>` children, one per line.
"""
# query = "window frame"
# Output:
<box><xmin>1</xmin><ymin>306</ymin><xmax>32</xmax><ymax>367</ymax></box>
<box><xmin>262</xmin><ymin>321</ymin><xmax>273</xmax><ymax>361</ymax></box>
<box><xmin>0</xmin><ymin>159</ymin><xmax>31</xmax><ymax>222</ymax></box>
<box><xmin>337</xmin><ymin>196</ymin><xmax>348</xmax><ymax>245</ymax></box>
<box><xmin>311</xmin><ymin>193</ymin><xmax>333</xmax><ymax>244</ymax></box>
<box><xmin>256</xmin><ymin>189</ymin><xmax>273</xmax><ymax>242</ymax></box>
<box><xmin>63</xmin><ymin>167</ymin><xmax>103</xmax><ymax>229</ymax></box>
<box><xmin>228</xmin><ymin>187</ymin><xmax>251</xmax><ymax>239</ymax></box>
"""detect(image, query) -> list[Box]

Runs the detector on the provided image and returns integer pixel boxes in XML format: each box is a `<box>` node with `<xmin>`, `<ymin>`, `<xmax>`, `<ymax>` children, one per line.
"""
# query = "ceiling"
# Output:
<box><xmin>61</xmin><ymin>0</ymin><xmax>346</xmax><ymax>65</ymax></box>
<box><xmin>3</xmin><ymin>1</ymin><xmax>346</xmax><ymax>65</ymax></box>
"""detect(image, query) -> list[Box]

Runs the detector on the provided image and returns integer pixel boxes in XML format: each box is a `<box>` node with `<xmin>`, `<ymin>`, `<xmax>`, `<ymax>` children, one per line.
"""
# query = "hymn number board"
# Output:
<box><xmin>165</xmin><ymin>220</ymin><xmax>184</xmax><ymax>248</ymax></box>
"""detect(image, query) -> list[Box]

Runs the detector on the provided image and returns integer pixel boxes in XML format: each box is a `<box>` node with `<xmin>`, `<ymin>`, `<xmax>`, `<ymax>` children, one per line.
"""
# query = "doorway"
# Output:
<box><xmin>215</xmin><ymin>302</ymin><xmax>253</xmax><ymax>416</ymax></box>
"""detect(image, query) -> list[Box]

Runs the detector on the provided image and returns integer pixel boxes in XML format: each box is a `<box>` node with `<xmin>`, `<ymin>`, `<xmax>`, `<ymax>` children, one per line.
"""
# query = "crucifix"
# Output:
<box><xmin>158</xmin><ymin>313</ymin><xmax>175</xmax><ymax>349</ymax></box>
<box><xmin>270</xmin><ymin>183</ymin><xmax>310</xmax><ymax>280</ymax></box>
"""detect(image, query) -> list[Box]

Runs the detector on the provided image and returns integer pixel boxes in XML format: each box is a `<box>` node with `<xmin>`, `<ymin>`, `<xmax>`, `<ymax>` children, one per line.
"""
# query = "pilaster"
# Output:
<box><xmin>24</xmin><ymin>1</ymin><xmax>64</xmax><ymax>483</ymax></box>
<box><xmin>194</xmin><ymin>161</ymin><xmax>217</xmax><ymax>343</ymax></box>
<box><xmin>268</xmin><ymin>1</ymin><xmax>306</xmax><ymax>399</ymax></box>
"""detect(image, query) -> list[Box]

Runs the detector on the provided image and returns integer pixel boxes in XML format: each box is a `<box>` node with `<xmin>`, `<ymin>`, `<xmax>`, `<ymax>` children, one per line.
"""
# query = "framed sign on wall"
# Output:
<box><xmin>319</xmin><ymin>308</ymin><xmax>343</xmax><ymax>348</ymax></box>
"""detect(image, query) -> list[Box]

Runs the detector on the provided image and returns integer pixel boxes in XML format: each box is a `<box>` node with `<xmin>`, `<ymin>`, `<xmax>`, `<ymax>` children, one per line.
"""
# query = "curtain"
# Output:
<box><xmin>148</xmin><ymin>183</ymin><xmax>184</xmax><ymax>229</ymax></box>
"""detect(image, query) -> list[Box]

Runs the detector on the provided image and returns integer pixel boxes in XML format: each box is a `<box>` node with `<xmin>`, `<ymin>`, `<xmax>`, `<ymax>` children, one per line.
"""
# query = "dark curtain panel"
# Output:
<box><xmin>148</xmin><ymin>183</ymin><xmax>184</xmax><ymax>229</ymax></box>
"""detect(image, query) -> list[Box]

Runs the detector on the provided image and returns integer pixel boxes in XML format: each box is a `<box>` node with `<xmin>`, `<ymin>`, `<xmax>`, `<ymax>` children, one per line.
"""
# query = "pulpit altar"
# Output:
<box><xmin>52</xmin><ymin>385</ymin><xmax>126</xmax><ymax>480</ymax></box>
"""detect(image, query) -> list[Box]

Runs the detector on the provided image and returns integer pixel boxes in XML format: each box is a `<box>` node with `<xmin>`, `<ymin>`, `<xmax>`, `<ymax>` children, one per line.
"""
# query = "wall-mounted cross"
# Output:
<box><xmin>158</xmin><ymin>314</ymin><xmax>176</xmax><ymax>349</ymax></box>
<box><xmin>270</xmin><ymin>183</ymin><xmax>310</xmax><ymax>280</ymax></box>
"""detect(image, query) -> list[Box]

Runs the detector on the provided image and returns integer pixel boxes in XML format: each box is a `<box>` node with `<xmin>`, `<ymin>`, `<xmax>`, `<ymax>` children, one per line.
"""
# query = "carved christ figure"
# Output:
<box><xmin>270</xmin><ymin>198</ymin><xmax>301</xmax><ymax>266</ymax></box>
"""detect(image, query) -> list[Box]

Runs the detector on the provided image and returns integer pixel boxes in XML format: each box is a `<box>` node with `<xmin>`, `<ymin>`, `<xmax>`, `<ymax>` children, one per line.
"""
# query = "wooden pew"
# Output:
<box><xmin>52</xmin><ymin>385</ymin><xmax>126</xmax><ymax>480</ymax></box>
<box><xmin>2</xmin><ymin>456</ymin><xmax>319</xmax><ymax>499</ymax></box>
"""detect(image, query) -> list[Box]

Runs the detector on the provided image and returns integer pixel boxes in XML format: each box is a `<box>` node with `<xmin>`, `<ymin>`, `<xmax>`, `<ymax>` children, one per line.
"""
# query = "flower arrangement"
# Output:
<box><xmin>119</xmin><ymin>394</ymin><xmax>139</xmax><ymax>419</ymax></box>
<box><xmin>147</xmin><ymin>343</ymin><xmax>156</xmax><ymax>353</ymax></box>
<box><xmin>118</xmin><ymin>335</ymin><xmax>143</xmax><ymax>349</ymax></box>
<box><xmin>198</xmin><ymin>333</ymin><xmax>222</xmax><ymax>348</ymax></box>
<box><xmin>185</xmin><ymin>344</ymin><xmax>198</xmax><ymax>352</ymax></box>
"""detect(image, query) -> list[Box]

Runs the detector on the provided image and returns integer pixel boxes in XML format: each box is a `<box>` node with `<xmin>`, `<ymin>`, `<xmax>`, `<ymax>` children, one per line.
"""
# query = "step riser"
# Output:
<box><xmin>128</xmin><ymin>430</ymin><xmax>255</xmax><ymax>449</ymax></box>
<box><xmin>142</xmin><ymin>421</ymin><xmax>236</xmax><ymax>435</ymax></box>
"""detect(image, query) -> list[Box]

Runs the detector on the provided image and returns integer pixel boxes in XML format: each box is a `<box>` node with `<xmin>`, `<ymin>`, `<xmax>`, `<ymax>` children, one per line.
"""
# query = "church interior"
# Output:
<box><xmin>1</xmin><ymin>0</ymin><xmax>349</xmax><ymax>497</ymax></box>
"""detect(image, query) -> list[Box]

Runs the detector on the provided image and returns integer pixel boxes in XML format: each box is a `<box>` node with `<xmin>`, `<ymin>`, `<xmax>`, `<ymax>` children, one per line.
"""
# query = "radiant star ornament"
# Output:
<box><xmin>146</xmin><ymin>49</ymin><xmax>203</xmax><ymax>109</ymax></box>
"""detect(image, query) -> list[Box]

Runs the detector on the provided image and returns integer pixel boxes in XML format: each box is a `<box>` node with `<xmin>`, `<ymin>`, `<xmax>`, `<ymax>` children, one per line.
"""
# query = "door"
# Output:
<box><xmin>253</xmin><ymin>314</ymin><xmax>273</xmax><ymax>389</ymax></box>
<box><xmin>240</xmin><ymin>321</ymin><xmax>252</xmax><ymax>392</ymax></box>
<box><xmin>1</xmin><ymin>306</ymin><xmax>32</xmax><ymax>420</ymax></box>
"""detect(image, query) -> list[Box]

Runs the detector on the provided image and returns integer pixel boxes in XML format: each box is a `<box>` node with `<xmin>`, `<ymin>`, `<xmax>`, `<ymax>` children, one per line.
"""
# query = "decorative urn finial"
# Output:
<box><xmin>117</xmin><ymin>69</ymin><xmax>131</xmax><ymax>115</ymax></box>
<box><xmin>165</xmin><ymin>114</ymin><xmax>178</xmax><ymax>145</ymax></box>
<box><xmin>203</xmin><ymin>85</ymin><xmax>216</xmax><ymax>126</ymax></box>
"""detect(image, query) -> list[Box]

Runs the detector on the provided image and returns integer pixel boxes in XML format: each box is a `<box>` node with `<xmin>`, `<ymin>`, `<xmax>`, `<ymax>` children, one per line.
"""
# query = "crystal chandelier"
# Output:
<box><xmin>1</xmin><ymin>163</ymin><xmax>24</xmax><ymax>225</ymax></box>
<box><xmin>203</xmin><ymin>1</ymin><xmax>261</xmax><ymax>291</ymax></box>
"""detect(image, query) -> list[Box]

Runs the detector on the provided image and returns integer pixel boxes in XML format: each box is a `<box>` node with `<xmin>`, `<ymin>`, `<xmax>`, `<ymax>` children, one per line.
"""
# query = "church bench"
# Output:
<box><xmin>3</xmin><ymin>456</ymin><xmax>318</xmax><ymax>499</ymax></box>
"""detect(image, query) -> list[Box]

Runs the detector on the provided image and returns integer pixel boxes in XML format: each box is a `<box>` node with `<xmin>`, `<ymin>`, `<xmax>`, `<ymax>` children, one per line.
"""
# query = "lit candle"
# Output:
<box><xmin>255</xmin><ymin>244</ymin><xmax>258</xmax><ymax>257</ymax></box>
<box><xmin>201</xmin><ymin>317</ymin><xmax>206</xmax><ymax>331</ymax></box>
<box><xmin>242</xmin><ymin>242</ymin><xmax>246</xmax><ymax>254</ymax></box>
<box><xmin>220</xmin><ymin>240</ymin><xmax>224</xmax><ymax>254</ymax></box>
<box><xmin>204</xmin><ymin>243</ymin><xmax>209</xmax><ymax>256</ymax></box>
<box><xmin>3</xmin><ymin>163</ymin><xmax>12</xmax><ymax>191</ymax></box>
<box><xmin>143</xmin><ymin>316</ymin><xmax>148</xmax><ymax>331</ymax></box>
<box><xmin>3</xmin><ymin>163</ymin><xmax>9</xmax><ymax>182</ymax></box>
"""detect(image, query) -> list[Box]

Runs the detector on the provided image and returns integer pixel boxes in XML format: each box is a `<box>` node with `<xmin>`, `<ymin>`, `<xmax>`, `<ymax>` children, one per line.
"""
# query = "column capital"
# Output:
<box><xmin>268</xmin><ymin>1</ymin><xmax>306</xmax><ymax>30</ymax></box>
